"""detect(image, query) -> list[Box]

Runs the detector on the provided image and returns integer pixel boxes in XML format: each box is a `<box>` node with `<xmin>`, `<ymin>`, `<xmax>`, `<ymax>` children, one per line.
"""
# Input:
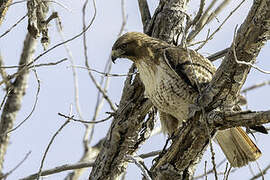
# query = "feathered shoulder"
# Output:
<box><xmin>162</xmin><ymin>47</ymin><xmax>216</xmax><ymax>91</ymax></box>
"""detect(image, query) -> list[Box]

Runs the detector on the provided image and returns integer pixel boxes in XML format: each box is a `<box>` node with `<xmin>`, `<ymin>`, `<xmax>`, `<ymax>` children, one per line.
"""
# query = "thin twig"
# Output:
<box><xmin>0</xmin><ymin>89</ymin><xmax>11</xmax><ymax>111</ymax></box>
<box><xmin>207</xmin><ymin>48</ymin><xmax>229</xmax><ymax>61</ymax></box>
<box><xmin>36</xmin><ymin>107</ymin><xmax>72</xmax><ymax>180</ymax></box>
<box><xmin>2</xmin><ymin>68</ymin><xmax>40</xmax><ymax>136</ymax></box>
<box><xmin>82</xmin><ymin>0</ymin><xmax>113</xmax><ymax>147</ymax></box>
<box><xmin>20</xmin><ymin>161</ymin><xmax>95</xmax><ymax>180</ymax></box>
<box><xmin>126</xmin><ymin>155</ymin><xmax>152</xmax><ymax>180</ymax></box>
<box><xmin>0</xmin><ymin>0</ymin><xmax>98</xmax><ymax>87</ymax></box>
<box><xmin>139</xmin><ymin>150</ymin><xmax>161</xmax><ymax>159</ymax></box>
<box><xmin>58</xmin><ymin>112</ymin><xmax>112</xmax><ymax>124</ymax></box>
<box><xmin>208</xmin><ymin>0</ymin><xmax>232</xmax><ymax>23</ymax></box>
<box><xmin>81</xmin><ymin>0</ymin><xmax>116</xmax><ymax>112</ymax></box>
<box><xmin>185</xmin><ymin>0</ymin><xmax>205</xmax><ymax>35</ymax></box>
<box><xmin>55</xmin><ymin>11</ymin><xmax>85</xmax><ymax>124</ymax></box>
<box><xmin>72</xmin><ymin>65</ymin><xmax>136</xmax><ymax>77</ymax></box>
<box><xmin>0</xmin><ymin>58</ymin><xmax>67</xmax><ymax>69</ymax></box>
<box><xmin>187</xmin><ymin>0</ymin><xmax>218</xmax><ymax>43</ymax></box>
<box><xmin>194</xmin><ymin>159</ymin><xmax>227</xmax><ymax>179</ymax></box>
<box><xmin>5</xmin><ymin>0</ymin><xmax>70</xmax><ymax>11</ymax></box>
<box><xmin>255</xmin><ymin>161</ymin><xmax>264</xmax><ymax>180</ymax></box>
<box><xmin>195</xmin><ymin>0</ymin><xmax>245</xmax><ymax>50</ymax></box>
<box><xmin>29</xmin><ymin>58</ymin><xmax>67</xmax><ymax>68</ymax></box>
<box><xmin>232</xmin><ymin>25</ymin><xmax>270</xmax><ymax>75</ymax></box>
<box><xmin>20</xmin><ymin>144</ymin><xmax>157</xmax><ymax>180</ymax></box>
<box><xmin>0</xmin><ymin>151</ymin><xmax>31</xmax><ymax>179</ymax></box>
<box><xmin>0</xmin><ymin>13</ymin><xmax>27</xmax><ymax>39</ymax></box>
<box><xmin>249</xmin><ymin>164</ymin><xmax>256</xmax><ymax>177</ymax></box>
<box><xmin>250</xmin><ymin>164</ymin><xmax>270</xmax><ymax>180</ymax></box>
<box><xmin>241</xmin><ymin>80</ymin><xmax>270</xmax><ymax>93</ymax></box>
<box><xmin>225</xmin><ymin>165</ymin><xmax>232</xmax><ymax>180</ymax></box>
<box><xmin>234</xmin><ymin>56</ymin><xmax>270</xmax><ymax>74</ymax></box>
<box><xmin>223</xmin><ymin>163</ymin><xmax>229</xmax><ymax>180</ymax></box>
<box><xmin>204</xmin><ymin>161</ymin><xmax>208</xmax><ymax>180</ymax></box>
<box><xmin>84</xmin><ymin>0</ymin><xmax>127</xmax><ymax>146</ymax></box>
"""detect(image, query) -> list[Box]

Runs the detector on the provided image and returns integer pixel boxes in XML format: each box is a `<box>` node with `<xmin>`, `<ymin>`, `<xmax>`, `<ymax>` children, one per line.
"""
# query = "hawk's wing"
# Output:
<box><xmin>163</xmin><ymin>47</ymin><xmax>216</xmax><ymax>92</ymax></box>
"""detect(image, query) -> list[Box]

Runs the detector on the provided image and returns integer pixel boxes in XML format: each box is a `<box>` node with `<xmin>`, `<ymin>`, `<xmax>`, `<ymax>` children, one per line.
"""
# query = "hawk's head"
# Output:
<box><xmin>111</xmin><ymin>32</ymin><xmax>167</xmax><ymax>63</ymax></box>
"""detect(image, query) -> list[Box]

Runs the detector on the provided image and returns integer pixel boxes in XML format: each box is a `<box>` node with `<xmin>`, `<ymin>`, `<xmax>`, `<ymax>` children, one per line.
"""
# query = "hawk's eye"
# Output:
<box><xmin>119</xmin><ymin>43</ymin><xmax>127</xmax><ymax>49</ymax></box>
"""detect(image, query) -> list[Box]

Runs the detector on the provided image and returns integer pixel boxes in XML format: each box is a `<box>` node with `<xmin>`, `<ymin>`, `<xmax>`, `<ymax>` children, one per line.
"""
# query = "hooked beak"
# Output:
<box><xmin>111</xmin><ymin>49</ymin><xmax>124</xmax><ymax>63</ymax></box>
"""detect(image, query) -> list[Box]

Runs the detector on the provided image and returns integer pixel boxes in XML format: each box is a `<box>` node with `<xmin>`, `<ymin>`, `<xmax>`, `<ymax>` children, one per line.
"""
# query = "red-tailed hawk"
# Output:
<box><xmin>111</xmin><ymin>32</ymin><xmax>261</xmax><ymax>167</ymax></box>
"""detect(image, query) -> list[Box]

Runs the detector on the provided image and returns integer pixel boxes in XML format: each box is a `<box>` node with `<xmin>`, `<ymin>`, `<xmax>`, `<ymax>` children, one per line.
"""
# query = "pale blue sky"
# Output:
<box><xmin>1</xmin><ymin>0</ymin><xmax>270</xmax><ymax>179</ymax></box>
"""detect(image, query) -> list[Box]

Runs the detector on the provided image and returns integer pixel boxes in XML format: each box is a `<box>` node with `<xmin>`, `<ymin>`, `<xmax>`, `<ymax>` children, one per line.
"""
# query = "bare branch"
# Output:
<box><xmin>250</xmin><ymin>163</ymin><xmax>270</xmax><ymax>180</ymax></box>
<box><xmin>20</xmin><ymin>161</ymin><xmax>95</xmax><ymax>180</ymax></box>
<box><xmin>64</xmin><ymin>0</ymin><xmax>124</xmax><ymax>179</ymax></box>
<box><xmin>36</xmin><ymin>108</ymin><xmax>72</xmax><ymax>180</ymax></box>
<box><xmin>29</xmin><ymin>58</ymin><xmax>67</xmax><ymax>68</ymax></box>
<box><xmin>0</xmin><ymin>13</ymin><xmax>27</xmax><ymax>39</ymax></box>
<box><xmin>195</xmin><ymin>0</ymin><xmax>245</xmax><ymax>50</ymax></box>
<box><xmin>0</xmin><ymin>0</ymin><xmax>98</xmax><ymax>87</ymax></box>
<box><xmin>139</xmin><ymin>150</ymin><xmax>160</xmax><ymax>159</ymax></box>
<box><xmin>86</xmin><ymin>0</ymin><xmax>128</xmax><ymax>144</ymax></box>
<box><xmin>185</xmin><ymin>0</ymin><xmax>205</xmax><ymax>34</ymax></box>
<box><xmin>210</xmin><ymin>110</ymin><xmax>270</xmax><ymax>130</ymax></box>
<box><xmin>0</xmin><ymin>33</ymin><xmax>37</xmax><ymax>172</ymax></box>
<box><xmin>241</xmin><ymin>80</ymin><xmax>270</xmax><ymax>93</ymax></box>
<box><xmin>2</xmin><ymin>68</ymin><xmax>40</xmax><ymax>136</ymax></box>
<box><xmin>126</xmin><ymin>155</ymin><xmax>152</xmax><ymax>180</ymax></box>
<box><xmin>187</xmin><ymin>0</ymin><xmax>232</xmax><ymax>43</ymax></box>
<box><xmin>0</xmin><ymin>151</ymin><xmax>31</xmax><ymax>179</ymax></box>
<box><xmin>0</xmin><ymin>58</ymin><xmax>67</xmax><ymax>69</ymax></box>
<box><xmin>58</xmin><ymin>113</ymin><xmax>112</xmax><ymax>124</ymax></box>
<box><xmin>71</xmin><ymin>65</ymin><xmax>136</xmax><ymax>77</ymax></box>
<box><xmin>55</xmin><ymin>11</ymin><xmax>86</xmax><ymax>125</ymax></box>
<box><xmin>207</xmin><ymin>48</ymin><xmax>229</xmax><ymax>61</ymax></box>
<box><xmin>194</xmin><ymin>159</ymin><xmax>227</xmax><ymax>179</ymax></box>
<box><xmin>20</xmin><ymin>141</ymin><xmax>159</xmax><ymax>180</ymax></box>
<box><xmin>81</xmin><ymin>0</ymin><xmax>116</xmax><ymax>112</ymax></box>
<box><xmin>224</xmin><ymin>165</ymin><xmax>232</xmax><ymax>180</ymax></box>
<box><xmin>0</xmin><ymin>90</ymin><xmax>11</xmax><ymax>111</ymax></box>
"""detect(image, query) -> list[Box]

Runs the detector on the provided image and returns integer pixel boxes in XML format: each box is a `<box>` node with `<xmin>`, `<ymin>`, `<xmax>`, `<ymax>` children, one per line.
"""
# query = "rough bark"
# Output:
<box><xmin>0</xmin><ymin>33</ymin><xmax>37</xmax><ymax>173</ymax></box>
<box><xmin>199</xmin><ymin>0</ymin><xmax>270</xmax><ymax>110</ymax></box>
<box><xmin>89</xmin><ymin>68</ymin><xmax>154</xmax><ymax>180</ymax></box>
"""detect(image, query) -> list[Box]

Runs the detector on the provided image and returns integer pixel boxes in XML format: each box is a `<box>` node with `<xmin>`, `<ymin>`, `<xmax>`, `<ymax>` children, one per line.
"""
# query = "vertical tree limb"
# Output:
<box><xmin>138</xmin><ymin>0</ymin><xmax>151</xmax><ymax>32</ymax></box>
<box><xmin>0</xmin><ymin>33</ymin><xmax>37</xmax><ymax>173</ymax></box>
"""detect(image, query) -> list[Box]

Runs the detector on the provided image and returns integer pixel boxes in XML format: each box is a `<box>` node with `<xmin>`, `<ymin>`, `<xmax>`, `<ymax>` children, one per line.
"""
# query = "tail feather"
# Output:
<box><xmin>215</xmin><ymin>127</ymin><xmax>261</xmax><ymax>167</ymax></box>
